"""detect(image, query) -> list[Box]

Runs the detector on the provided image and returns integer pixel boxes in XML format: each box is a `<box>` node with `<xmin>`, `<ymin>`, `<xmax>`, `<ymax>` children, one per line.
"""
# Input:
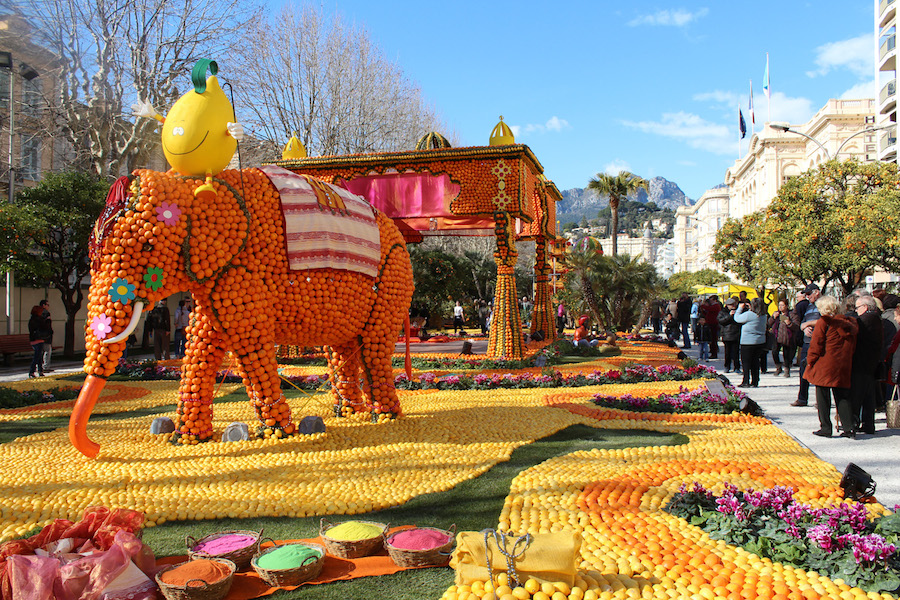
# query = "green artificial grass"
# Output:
<box><xmin>142</xmin><ymin>425</ymin><xmax>686</xmax><ymax>599</ymax></box>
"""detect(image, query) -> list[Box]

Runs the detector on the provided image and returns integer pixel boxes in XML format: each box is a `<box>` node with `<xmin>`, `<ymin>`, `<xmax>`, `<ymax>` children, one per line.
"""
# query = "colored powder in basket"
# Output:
<box><xmin>159</xmin><ymin>559</ymin><xmax>231</xmax><ymax>586</ymax></box>
<box><xmin>257</xmin><ymin>545</ymin><xmax>321</xmax><ymax>570</ymax></box>
<box><xmin>193</xmin><ymin>534</ymin><xmax>256</xmax><ymax>555</ymax></box>
<box><xmin>389</xmin><ymin>529</ymin><xmax>451</xmax><ymax>551</ymax></box>
<box><xmin>325</xmin><ymin>521</ymin><xmax>382</xmax><ymax>541</ymax></box>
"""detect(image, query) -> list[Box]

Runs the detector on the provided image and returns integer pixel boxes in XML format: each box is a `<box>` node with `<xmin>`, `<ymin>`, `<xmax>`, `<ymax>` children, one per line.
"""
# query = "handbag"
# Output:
<box><xmin>450</xmin><ymin>529</ymin><xmax>581</xmax><ymax>587</ymax></box>
<box><xmin>887</xmin><ymin>386</ymin><xmax>900</xmax><ymax>429</ymax></box>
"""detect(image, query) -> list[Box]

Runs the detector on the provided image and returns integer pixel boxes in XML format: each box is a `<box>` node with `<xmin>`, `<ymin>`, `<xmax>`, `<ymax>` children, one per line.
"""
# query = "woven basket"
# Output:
<box><xmin>186</xmin><ymin>529</ymin><xmax>262</xmax><ymax>571</ymax></box>
<box><xmin>319</xmin><ymin>518</ymin><xmax>387</xmax><ymax>559</ymax></box>
<box><xmin>155</xmin><ymin>558</ymin><xmax>236</xmax><ymax>600</ymax></box>
<box><xmin>385</xmin><ymin>525</ymin><xmax>456</xmax><ymax>568</ymax></box>
<box><xmin>251</xmin><ymin>540</ymin><xmax>325</xmax><ymax>587</ymax></box>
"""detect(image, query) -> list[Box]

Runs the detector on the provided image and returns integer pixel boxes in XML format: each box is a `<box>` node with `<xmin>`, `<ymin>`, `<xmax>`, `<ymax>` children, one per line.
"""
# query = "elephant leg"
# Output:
<box><xmin>176</xmin><ymin>317</ymin><xmax>227</xmax><ymax>445</ymax></box>
<box><xmin>233</xmin><ymin>334</ymin><xmax>296</xmax><ymax>438</ymax></box>
<box><xmin>360</xmin><ymin>248</ymin><xmax>412</xmax><ymax>420</ymax></box>
<box><xmin>328</xmin><ymin>339</ymin><xmax>366</xmax><ymax>417</ymax></box>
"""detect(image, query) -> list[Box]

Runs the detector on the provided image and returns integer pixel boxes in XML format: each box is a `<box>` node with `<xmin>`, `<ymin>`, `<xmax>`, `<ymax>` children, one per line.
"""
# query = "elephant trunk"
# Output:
<box><xmin>69</xmin><ymin>375</ymin><xmax>106</xmax><ymax>458</ymax></box>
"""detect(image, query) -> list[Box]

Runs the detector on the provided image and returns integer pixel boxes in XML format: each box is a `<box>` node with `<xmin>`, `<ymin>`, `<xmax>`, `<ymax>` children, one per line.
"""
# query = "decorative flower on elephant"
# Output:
<box><xmin>70</xmin><ymin>167</ymin><xmax>414</xmax><ymax>458</ymax></box>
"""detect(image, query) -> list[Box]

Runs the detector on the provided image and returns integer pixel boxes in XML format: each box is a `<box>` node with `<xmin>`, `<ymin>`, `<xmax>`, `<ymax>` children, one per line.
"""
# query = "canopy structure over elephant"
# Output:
<box><xmin>275</xmin><ymin>120</ymin><xmax>563</xmax><ymax>359</ymax></box>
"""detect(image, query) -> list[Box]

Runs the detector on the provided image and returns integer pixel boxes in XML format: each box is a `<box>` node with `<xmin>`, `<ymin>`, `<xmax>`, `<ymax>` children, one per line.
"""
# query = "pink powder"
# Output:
<box><xmin>193</xmin><ymin>534</ymin><xmax>256</xmax><ymax>555</ymax></box>
<box><xmin>388</xmin><ymin>529</ymin><xmax>450</xmax><ymax>551</ymax></box>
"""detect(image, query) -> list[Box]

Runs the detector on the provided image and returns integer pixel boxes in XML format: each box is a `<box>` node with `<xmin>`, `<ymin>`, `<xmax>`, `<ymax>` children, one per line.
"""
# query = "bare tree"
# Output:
<box><xmin>232</xmin><ymin>2</ymin><xmax>449</xmax><ymax>156</ymax></box>
<box><xmin>17</xmin><ymin>0</ymin><xmax>260</xmax><ymax>179</ymax></box>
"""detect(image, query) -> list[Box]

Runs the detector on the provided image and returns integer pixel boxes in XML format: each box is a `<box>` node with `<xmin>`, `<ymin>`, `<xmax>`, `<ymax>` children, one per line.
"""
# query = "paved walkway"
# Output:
<box><xmin>677</xmin><ymin>341</ymin><xmax>899</xmax><ymax>509</ymax></box>
<box><xmin>3</xmin><ymin>338</ymin><xmax>896</xmax><ymax>508</ymax></box>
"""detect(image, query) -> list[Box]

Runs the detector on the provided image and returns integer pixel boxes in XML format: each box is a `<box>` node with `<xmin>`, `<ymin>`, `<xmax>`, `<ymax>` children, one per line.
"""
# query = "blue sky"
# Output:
<box><xmin>304</xmin><ymin>1</ymin><xmax>875</xmax><ymax>201</ymax></box>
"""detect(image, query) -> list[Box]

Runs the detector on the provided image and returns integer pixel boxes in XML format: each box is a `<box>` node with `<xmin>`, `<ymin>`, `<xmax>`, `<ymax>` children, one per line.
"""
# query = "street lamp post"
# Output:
<box><xmin>770</xmin><ymin>123</ymin><xmax>895</xmax><ymax>160</ymax></box>
<box><xmin>1</xmin><ymin>52</ymin><xmax>13</xmax><ymax>335</ymax></box>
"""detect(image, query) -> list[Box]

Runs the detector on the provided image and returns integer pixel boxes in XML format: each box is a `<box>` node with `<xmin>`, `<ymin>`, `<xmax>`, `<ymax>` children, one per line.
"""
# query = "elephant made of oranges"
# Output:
<box><xmin>70</xmin><ymin>166</ymin><xmax>413</xmax><ymax>458</ymax></box>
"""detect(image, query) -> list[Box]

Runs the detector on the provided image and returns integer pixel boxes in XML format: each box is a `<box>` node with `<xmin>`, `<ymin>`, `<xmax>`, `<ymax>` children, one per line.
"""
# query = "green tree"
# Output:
<box><xmin>593</xmin><ymin>254</ymin><xmax>663</xmax><ymax>332</ymax></box>
<box><xmin>408</xmin><ymin>248</ymin><xmax>474</xmax><ymax>326</ymax></box>
<box><xmin>666</xmin><ymin>268</ymin><xmax>729</xmax><ymax>296</ymax></box>
<box><xmin>0</xmin><ymin>172</ymin><xmax>108</xmax><ymax>357</ymax></box>
<box><xmin>561</xmin><ymin>242</ymin><xmax>661</xmax><ymax>332</ymax></box>
<box><xmin>717</xmin><ymin>160</ymin><xmax>900</xmax><ymax>294</ymax></box>
<box><xmin>561</xmin><ymin>238</ymin><xmax>606</xmax><ymax>328</ymax></box>
<box><xmin>587</xmin><ymin>171</ymin><xmax>649</xmax><ymax>256</ymax></box>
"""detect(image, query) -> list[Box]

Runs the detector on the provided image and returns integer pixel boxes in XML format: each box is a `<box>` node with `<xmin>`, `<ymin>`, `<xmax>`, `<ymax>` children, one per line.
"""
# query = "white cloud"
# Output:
<box><xmin>767</xmin><ymin>92</ymin><xmax>816</xmax><ymax>125</ymax></box>
<box><xmin>628</xmin><ymin>8</ymin><xmax>708</xmax><ymax>27</ymax></box>
<box><xmin>807</xmin><ymin>33</ymin><xmax>873</xmax><ymax>78</ymax></box>
<box><xmin>693</xmin><ymin>90</ymin><xmax>740</xmax><ymax>108</ymax></box>
<box><xmin>841</xmin><ymin>79</ymin><xmax>876</xmax><ymax>100</ymax></box>
<box><xmin>602</xmin><ymin>159</ymin><xmax>632</xmax><ymax>175</ymax></box>
<box><xmin>622</xmin><ymin>111</ymin><xmax>734</xmax><ymax>155</ymax></box>
<box><xmin>510</xmin><ymin>116</ymin><xmax>570</xmax><ymax>137</ymax></box>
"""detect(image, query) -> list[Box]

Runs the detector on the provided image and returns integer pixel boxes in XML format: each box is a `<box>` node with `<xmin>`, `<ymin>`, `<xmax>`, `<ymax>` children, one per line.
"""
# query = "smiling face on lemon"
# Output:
<box><xmin>161</xmin><ymin>75</ymin><xmax>236</xmax><ymax>177</ymax></box>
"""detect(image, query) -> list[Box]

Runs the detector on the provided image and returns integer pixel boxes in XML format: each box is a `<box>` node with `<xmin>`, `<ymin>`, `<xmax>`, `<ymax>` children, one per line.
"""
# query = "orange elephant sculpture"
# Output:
<box><xmin>70</xmin><ymin>167</ymin><xmax>413</xmax><ymax>458</ymax></box>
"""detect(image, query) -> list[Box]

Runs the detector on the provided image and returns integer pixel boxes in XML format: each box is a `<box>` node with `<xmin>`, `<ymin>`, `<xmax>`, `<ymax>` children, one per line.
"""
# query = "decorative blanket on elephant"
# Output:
<box><xmin>259</xmin><ymin>165</ymin><xmax>380</xmax><ymax>278</ymax></box>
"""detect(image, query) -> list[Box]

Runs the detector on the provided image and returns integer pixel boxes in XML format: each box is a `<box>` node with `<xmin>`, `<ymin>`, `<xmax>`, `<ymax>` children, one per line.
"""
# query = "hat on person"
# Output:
<box><xmin>802</xmin><ymin>283</ymin><xmax>820</xmax><ymax>295</ymax></box>
<box><xmin>725</xmin><ymin>297</ymin><xmax>738</xmax><ymax>307</ymax></box>
<box><xmin>577</xmin><ymin>315</ymin><xmax>589</xmax><ymax>327</ymax></box>
<box><xmin>884</xmin><ymin>294</ymin><xmax>900</xmax><ymax>309</ymax></box>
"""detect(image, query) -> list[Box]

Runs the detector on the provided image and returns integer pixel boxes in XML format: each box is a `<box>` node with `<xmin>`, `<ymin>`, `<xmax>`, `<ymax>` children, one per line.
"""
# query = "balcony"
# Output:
<box><xmin>881</xmin><ymin>0</ymin><xmax>896</xmax><ymax>27</ymax></box>
<box><xmin>882</xmin><ymin>35</ymin><xmax>896</xmax><ymax>61</ymax></box>
<box><xmin>882</xmin><ymin>80</ymin><xmax>896</xmax><ymax>104</ymax></box>
<box><xmin>880</xmin><ymin>127</ymin><xmax>897</xmax><ymax>152</ymax></box>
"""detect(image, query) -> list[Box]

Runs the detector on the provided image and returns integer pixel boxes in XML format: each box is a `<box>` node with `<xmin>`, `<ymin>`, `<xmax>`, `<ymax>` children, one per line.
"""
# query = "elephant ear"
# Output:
<box><xmin>183</xmin><ymin>175</ymin><xmax>251</xmax><ymax>283</ymax></box>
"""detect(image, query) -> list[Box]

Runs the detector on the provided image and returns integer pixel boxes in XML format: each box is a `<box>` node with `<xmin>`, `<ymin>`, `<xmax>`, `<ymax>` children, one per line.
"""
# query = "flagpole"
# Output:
<box><xmin>765</xmin><ymin>53</ymin><xmax>771</xmax><ymax>122</ymax></box>
<box><xmin>749</xmin><ymin>79</ymin><xmax>755</xmax><ymax>136</ymax></box>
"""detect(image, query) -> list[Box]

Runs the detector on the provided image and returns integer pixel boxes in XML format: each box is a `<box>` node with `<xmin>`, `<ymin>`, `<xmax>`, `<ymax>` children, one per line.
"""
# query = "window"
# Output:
<box><xmin>20</xmin><ymin>135</ymin><xmax>40</xmax><ymax>180</ymax></box>
<box><xmin>20</xmin><ymin>76</ymin><xmax>40</xmax><ymax>118</ymax></box>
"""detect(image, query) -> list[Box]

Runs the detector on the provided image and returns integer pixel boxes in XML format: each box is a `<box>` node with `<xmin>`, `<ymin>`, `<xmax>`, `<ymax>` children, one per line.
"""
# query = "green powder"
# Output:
<box><xmin>325</xmin><ymin>521</ymin><xmax>382</xmax><ymax>541</ymax></box>
<box><xmin>256</xmin><ymin>544</ymin><xmax>321</xmax><ymax>570</ymax></box>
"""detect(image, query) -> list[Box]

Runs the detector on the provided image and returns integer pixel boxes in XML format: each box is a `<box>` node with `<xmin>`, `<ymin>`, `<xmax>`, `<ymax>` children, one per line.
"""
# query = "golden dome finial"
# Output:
<box><xmin>282</xmin><ymin>131</ymin><xmax>307</xmax><ymax>160</ymax></box>
<box><xmin>489</xmin><ymin>116</ymin><xmax>515</xmax><ymax>146</ymax></box>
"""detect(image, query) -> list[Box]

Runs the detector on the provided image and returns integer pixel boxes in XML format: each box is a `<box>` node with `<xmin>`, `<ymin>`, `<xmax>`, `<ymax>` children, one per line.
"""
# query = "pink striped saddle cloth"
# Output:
<box><xmin>259</xmin><ymin>165</ymin><xmax>380</xmax><ymax>278</ymax></box>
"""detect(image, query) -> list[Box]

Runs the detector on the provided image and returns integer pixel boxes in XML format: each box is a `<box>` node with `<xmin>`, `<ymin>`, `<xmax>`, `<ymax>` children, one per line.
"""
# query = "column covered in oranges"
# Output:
<box><xmin>530</xmin><ymin>236</ymin><xmax>555</xmax><ymax>342</ymax></box>
<box><xmin>487</xmin><ymin>211</ymin><xmax>524</xmax><ymax>358</ymax></box>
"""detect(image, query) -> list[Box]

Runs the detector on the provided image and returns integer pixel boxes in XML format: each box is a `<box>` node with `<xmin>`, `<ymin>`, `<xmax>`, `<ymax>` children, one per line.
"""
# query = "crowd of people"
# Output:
<box><xmin>651</xmin><ymin>285</ymin><xmax>899</xmax><ymax>438</ymax></box>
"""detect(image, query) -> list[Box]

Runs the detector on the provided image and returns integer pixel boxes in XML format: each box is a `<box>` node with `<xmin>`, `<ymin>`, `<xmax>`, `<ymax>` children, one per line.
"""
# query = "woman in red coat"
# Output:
<box><xmin>804</xmin><ymin>295</ymin><xmax>858</xmax><ymax>438</ymax></box>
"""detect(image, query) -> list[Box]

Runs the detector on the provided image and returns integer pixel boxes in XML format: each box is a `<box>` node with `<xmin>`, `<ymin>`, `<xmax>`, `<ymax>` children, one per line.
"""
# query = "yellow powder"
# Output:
<box><xmin>325</xmin><ymin>521</ymin><xmax>382</xmax><ymax>541</ymax></box>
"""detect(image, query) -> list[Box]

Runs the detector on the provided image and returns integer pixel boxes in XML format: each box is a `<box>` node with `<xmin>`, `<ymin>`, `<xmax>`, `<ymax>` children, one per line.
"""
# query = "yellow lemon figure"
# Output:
<box><xmin>131</xmin><ymin>59</ymin><xmax>243</xmax><ymax>200</ymax></box>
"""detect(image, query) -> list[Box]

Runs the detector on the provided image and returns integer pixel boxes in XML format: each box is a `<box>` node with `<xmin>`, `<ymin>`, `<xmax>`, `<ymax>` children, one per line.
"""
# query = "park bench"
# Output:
<box><xmin>0</xmin><ymin>334</ymin><xmax>35</xmax><ymax>366</ymax></box>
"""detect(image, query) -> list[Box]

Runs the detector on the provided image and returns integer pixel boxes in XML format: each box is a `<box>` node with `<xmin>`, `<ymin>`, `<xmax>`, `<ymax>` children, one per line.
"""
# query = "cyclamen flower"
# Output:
<box><xmin>846</xmin><ymin>533</ymin><xmax>896</xmax><ymax>564</ymax></box>
<box><xmin>807</xmin><ymin>524</ymin><xmax>836</xmax><ymax>552</ymax></box>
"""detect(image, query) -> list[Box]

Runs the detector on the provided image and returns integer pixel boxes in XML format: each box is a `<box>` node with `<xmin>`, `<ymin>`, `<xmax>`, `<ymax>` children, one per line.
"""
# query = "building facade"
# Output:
<box><xmin>675</xmin><ymin>99</ymin><xmax>876</xmax><ymax>276</ymax></box>
<box><xmin>877</xmin><ymin>0</ymin><xmax>898</xmax><ymax>163</ymax></box>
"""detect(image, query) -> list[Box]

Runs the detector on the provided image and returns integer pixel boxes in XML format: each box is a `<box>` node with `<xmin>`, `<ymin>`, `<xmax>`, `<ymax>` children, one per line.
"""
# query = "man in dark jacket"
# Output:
<box><xmin>703</xmin><ymin>295</ymin><xmax>722</xmax><ymax>359</ymax></box>
<box><xmin>851</xmin><ymin>294</ymin><xmax>883</xmax><ymax>434</ymax></box>
<box><xmin>676</xmin><ymin>293</ymin><xmax>692</xmax><ymax>349</ymax></box>
<box><xmin>718</xmin><ymin>297</ymin><xmax>742</xmax><ymax>373</ymax></box>
<box><xmin>793</xmin><ymin>284</ymin><xmax>821</xmax><ymax>407</ymax></box>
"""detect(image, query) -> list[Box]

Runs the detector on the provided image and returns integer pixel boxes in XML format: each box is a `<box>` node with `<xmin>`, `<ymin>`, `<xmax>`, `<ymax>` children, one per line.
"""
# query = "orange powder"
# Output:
<box><xmin>159</xmin><ymin>558</ymin><xmax>231</xmax><ymax>586</ymax></box>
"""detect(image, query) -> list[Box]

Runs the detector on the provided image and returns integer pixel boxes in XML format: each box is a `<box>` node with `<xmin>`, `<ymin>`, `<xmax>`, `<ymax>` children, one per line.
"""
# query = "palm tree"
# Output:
<box><xmin>587</xmin><ymin>171</ymin><xmax>649</xmax><ymax>256</ymax></box>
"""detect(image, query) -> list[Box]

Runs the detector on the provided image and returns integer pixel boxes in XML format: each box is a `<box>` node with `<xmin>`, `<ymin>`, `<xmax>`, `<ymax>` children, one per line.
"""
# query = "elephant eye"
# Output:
<box><xmin>142</xmin><ymin>242</ymin><xmax>154</xmax><ymax>252</ymax></box>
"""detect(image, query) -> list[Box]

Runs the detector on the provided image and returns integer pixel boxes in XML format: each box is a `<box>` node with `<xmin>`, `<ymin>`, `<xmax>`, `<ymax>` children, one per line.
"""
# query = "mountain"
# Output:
<box><xmin>556</xmin><ymin>176</ymin><xmax>693</xmax><ymax>226</ymax></box>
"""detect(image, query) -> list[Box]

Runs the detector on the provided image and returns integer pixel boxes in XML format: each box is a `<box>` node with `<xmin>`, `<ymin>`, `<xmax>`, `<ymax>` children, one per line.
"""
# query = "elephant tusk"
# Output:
<box><xmin>102</xmin><ymin>301</ymin><xmax>144</xmax><ymax>344</ymax></box>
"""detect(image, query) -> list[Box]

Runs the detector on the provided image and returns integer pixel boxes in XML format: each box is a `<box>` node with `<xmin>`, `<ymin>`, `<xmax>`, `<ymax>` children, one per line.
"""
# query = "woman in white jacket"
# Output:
<box><xmin>734</xmin><ymin>298</ymin><xmax>768</xmax><ymax>388</ymax></box>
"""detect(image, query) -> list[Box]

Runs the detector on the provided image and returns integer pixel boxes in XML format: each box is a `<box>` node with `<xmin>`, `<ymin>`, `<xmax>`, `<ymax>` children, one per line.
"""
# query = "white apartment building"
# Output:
<box><xmin>674</xmin><ymin>99</ymin><xmax>876</xmax><ymax>275</ymax></box>
<box><xmin>877</xmin><ymin>0</ymin><xmax>898</xmax><ymax>163</ymax></box>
